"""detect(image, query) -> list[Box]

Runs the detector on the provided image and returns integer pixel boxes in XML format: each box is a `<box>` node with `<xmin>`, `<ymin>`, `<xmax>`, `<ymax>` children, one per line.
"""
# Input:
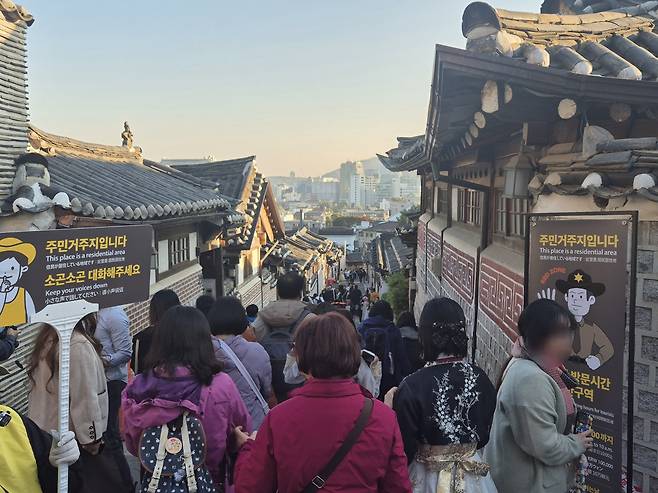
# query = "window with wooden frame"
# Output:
<box><xmin>423</xmin><ymin>175</ymin><xmax>433</xmax><ymax>213</ymax></box>
<box><xmin>457</xmin><ymin>189</ymin><xmax>481</xmax><ymax>226</ymax></box>
<box><xmin>168</xmin><ymin>235</ymin><xmax>190</xmax><ymax>268</ymax></box>
<box><xmin>439</xmin><ymin>185</ymin><xmax>449</xmax><ymax>214</ymax></box>
<box><xmin>494</xmin><ymin>190</ymin><xmax>530</xmax><ymax>237</ymax></box>
<box><xmin>433</xmin><ymin>185</ymin><xmax>449</xmax><ymax>215</ymax></box>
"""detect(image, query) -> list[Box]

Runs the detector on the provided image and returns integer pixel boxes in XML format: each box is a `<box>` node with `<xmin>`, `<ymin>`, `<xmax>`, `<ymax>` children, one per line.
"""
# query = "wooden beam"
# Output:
<box><xmin>474</xmin><ymin>111</ymin><xmax>486</xmax><ymax>129</ymax></box>
<box><xmin>558</xmin><ymin>98</ymin><xmax>578</xmax><ymax>120</ymax></box>
<box><xmin>481</xmin><ymin>80</ymin><xmax>512</xmax><ymax>114</ymax></box>
<box><xmin>609</xmin><ymin>103</ymin><xmax>632</xmax><ymax>123</ymax></box>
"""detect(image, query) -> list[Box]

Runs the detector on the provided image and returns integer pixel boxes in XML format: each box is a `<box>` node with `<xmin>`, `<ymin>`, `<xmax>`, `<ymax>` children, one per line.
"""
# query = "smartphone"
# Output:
<box><xmin>575</xmin><ymin>410</ymin><xmax>593</xmax><ymax>434</ymax></box>
<box><xmin>361</xmin><ymin>349</ymin><xmax>377</xmax><ymax>366</ymax></box>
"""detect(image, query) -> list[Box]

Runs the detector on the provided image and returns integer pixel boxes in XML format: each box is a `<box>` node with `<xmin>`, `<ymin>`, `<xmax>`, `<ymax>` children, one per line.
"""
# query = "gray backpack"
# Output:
<box><xmin>260</xmin><ymin>308</ymin><xmax>310</xmax><ymax>402</ymax></box>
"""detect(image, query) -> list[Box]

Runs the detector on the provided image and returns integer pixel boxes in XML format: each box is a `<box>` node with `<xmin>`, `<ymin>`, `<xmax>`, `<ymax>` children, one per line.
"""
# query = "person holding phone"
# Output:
<box><xmin>486</xmin><ymin>299</ymin><xmax>594</xmax><ymax>493</ymax></box>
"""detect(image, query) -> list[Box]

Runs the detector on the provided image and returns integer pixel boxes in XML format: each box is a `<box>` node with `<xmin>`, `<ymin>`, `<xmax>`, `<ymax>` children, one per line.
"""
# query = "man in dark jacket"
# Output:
<box><xmin>348</xmin><ymin>284</ymin><xmax>363</xmax><ymax>322</ymax></box>
<box><xmin>359</xmin><ymin>300</ymin><xmax>410</xmax><ymax>398</ymax></box>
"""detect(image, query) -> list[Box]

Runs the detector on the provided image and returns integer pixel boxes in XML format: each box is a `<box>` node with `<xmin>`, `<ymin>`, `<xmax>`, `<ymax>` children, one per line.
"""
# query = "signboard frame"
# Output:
<box><xmin>0</xmin><ymin>224</ymin><xmax>153</xmax><ymax>492</ymax></box>
<box><xmin>524</xmin><ymin>211</ymin><xmax>638</xmax><ymax>493</ymax></box>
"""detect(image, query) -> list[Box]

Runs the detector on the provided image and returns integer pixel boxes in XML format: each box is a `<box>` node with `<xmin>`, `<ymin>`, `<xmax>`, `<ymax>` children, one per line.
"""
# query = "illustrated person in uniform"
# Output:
<box><xmin>0</xmin><ymin>237</ymin><xmax>36</xmax><ymax>326</ymax></box>
<box><xmin>540</xmin><ymin>269</ymin><xmax>613</xmax><ymax>370</ymax></box>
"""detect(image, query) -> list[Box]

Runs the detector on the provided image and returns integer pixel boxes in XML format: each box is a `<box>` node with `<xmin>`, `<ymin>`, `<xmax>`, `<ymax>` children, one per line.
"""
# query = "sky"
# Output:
<box><xmin>26</xmin><ymin>0</ymin><xmax>537</xmax><ymax>177</ymax></box>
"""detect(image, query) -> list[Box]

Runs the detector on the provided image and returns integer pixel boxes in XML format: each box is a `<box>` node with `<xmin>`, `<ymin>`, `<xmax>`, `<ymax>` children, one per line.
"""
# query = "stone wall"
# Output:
<box><xmin>630</xmin><ymin>221</ymin><xmax>658</xmax><ymax>492</ymax></box>
<box><xmin>414</xmin><ymin>218</ymin><xmax>658</xmax><ymax>491</ymax></box>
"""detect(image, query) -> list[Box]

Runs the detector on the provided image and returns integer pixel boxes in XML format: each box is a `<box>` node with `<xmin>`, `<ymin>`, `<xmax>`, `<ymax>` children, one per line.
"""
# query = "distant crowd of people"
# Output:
<box><xmin>0</xmin><ymin>270</ymin><xmax>593</xmax><ymax>493</ymax></box>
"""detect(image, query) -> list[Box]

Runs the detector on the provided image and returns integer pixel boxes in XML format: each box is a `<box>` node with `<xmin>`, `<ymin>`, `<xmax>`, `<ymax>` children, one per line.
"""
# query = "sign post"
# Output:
<box><xmin>30</xmin><ymin>299</ymin><xmax>98</xmax><ymax>491</ymax></box>
<box><xmin>0</xmin><ymin>225</ymin><xmax>152</xmax><ymax>493</ymax></box>
<box><xmin>524</xmin><ymin>212</ymin><xmax>637</xmax><ymax>493</ymax></box>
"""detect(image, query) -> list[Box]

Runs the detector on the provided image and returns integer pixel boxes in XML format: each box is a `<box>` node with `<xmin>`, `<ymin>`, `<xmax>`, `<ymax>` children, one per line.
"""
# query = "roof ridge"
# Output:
<box><xmin>28</xmin><ymin>125</ymin><xmax>142</xmax><ymax>163</ymax></box>
<box><xmin>0</xmin><ymin>0</ymin><xmax>33</xmax><ymax>26</ymax></box>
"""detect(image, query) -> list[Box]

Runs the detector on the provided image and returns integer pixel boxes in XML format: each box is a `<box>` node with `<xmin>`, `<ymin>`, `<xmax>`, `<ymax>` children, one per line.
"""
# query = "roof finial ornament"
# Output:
<box><xmin>121</xmin><ymin>121</ymin><xmax>134</xmax><ymax>148</ymax></box>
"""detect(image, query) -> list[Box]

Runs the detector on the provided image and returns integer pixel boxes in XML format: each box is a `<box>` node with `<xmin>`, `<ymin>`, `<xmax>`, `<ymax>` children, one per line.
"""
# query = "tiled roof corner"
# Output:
<box><xmin>463</xmin><ymin>1</ymin><xmax>658</xmax><ymax>81</ymax></box>
<box><xmin>0</xmin><ymin>0</ymin><xmax>33</xmax><ymax>26</ymax></box>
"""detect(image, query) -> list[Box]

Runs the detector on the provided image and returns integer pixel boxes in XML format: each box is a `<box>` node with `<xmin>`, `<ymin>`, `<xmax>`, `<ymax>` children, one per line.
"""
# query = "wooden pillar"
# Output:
<box><xmin>214</xmin><ymin>247</ymin><xmax>225</xmax><ymax>297</ymax></box>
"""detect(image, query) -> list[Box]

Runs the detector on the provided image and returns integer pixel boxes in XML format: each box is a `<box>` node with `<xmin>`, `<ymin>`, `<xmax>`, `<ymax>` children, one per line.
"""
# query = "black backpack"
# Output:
<box><xmin>139</xmin><ymin>412</ymin><xmax>217</xmax><ymax>493</ymax></box>
<box><xmin>260</xmin><ymin>308</ymin><xmax>311</xmax><ymax>402</ymax></box>
<box><xmin>362</xmin><ymin>326</ymin><xmax>393</xmax><ymax>376</ymax></box>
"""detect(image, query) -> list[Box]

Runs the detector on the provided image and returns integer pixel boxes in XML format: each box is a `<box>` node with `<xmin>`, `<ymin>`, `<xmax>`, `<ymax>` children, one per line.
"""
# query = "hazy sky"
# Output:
<box><xmin>26</xmin><ymin>1</ymin><xmax>536</xmax><ymax>176</ymax></box>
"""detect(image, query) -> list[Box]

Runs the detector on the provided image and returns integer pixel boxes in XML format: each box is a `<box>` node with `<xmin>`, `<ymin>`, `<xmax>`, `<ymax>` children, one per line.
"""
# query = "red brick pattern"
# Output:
<box><xmin>418</xmin><ymin>221</ymin><xmax>426</xmax><ymax>251</ymax></box>
<box><xmin>427</xmin><ymin>228</ymin><xmax>441</xmax><ymax>258</ymax></box>
<box><xmin>442</xmin><ymin>242</ymin><xmax>476</xmax><ymax>302</ymax></box>
<box><xmin>479</xmin><ymin>256</ymin><xmax>524</xmax><ymax>340</ymax></box>
<box><xmin>124</xmin><ymin>270</ymin><xmax>204</xmax><ymax>335</ymax></box>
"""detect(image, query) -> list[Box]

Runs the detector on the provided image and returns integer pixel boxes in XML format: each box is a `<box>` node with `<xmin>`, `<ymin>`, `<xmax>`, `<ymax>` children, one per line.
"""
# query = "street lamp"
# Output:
<box><xmin>503</xmin><ymin>155</ymin><xmax>534</xmax><ymax>198</ymax></box>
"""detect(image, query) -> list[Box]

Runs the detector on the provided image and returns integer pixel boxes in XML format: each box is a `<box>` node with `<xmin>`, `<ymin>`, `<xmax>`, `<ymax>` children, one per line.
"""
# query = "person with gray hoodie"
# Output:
<box><xmin>251</xmin><ymin>272</ymin><xmax>315</xmax><ymax>402</ymax></box>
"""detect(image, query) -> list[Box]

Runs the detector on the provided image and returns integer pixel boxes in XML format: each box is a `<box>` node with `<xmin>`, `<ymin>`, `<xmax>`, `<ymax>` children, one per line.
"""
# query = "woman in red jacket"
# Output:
<box><xmin>234</xmin><ymin>312</ymin><xmax>411</xmax><ymax>493</ymax></box>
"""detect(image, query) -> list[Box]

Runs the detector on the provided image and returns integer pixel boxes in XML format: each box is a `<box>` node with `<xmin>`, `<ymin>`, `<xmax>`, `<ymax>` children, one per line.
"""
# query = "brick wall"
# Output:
<box><xmin>124</xmin><ymin>265</ymin><xmax>204</xmax><ymax>335</ymax></box>
<box><xmin>236</xmin><ymin>275</ymin><xmax>277</xmax><ymax>309</ymax></box>
<box><xmin>414</xmin><ymin>220</ymin><xmax>658</xmax><ymax>491</ymax></box>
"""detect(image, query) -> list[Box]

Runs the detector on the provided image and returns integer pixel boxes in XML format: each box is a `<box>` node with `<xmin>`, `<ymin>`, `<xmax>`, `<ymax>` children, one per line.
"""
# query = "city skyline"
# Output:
<box><xmin>26</xmin><ymin>0</ymin><xmax>537</xmax><ymax>177</ymax></box>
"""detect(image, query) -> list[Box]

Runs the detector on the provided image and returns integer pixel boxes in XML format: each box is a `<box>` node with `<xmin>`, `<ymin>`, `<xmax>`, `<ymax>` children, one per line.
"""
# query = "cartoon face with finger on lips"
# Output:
<box><xmin>0</xmin><ymin>237</ymin><xmax>36</xmax><ymax>326</ymax></box>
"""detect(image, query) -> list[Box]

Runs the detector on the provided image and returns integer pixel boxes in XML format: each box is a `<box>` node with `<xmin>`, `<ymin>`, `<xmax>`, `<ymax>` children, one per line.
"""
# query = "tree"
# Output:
<box><xmin>382</xmin><ymin>272</ymin><xmax>409</xmax><ymax>317</ymax></box>
<box><xmin>330</xmin><ymin>216</ymin><xmax>363</xmax><ymax>228</ymax></box>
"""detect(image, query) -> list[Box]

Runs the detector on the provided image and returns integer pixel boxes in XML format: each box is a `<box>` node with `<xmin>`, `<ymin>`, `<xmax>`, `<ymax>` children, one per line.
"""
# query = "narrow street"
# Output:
<box><xmin>0</xmin><ymin>1</ymin><xmax>656</xmax><ymax>492</ymax></box>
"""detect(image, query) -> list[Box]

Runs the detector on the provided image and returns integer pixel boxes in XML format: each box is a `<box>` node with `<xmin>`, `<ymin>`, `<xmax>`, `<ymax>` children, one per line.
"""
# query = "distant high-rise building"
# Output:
<box><xmin>311</xmin><ymin>178</ymin><xmax>340</xmax><ymax>203</ymax></box>
<box><xmin>339</xmin><ymin>161</ymin><xmax>364</xmax><ymax>203</ymax></box>
<box><xmin>349</xmin><ymin>174</ymin><xmax>379</xmax><ymax>208</ymax></box>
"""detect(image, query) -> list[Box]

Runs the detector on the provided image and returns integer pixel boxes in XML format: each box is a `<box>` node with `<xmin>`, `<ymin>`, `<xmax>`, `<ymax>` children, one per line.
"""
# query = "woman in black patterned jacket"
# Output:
<box><xmin>392</xmin><ymin>297</ymin><xmax>497</xmax><ymax>493</ymax></box>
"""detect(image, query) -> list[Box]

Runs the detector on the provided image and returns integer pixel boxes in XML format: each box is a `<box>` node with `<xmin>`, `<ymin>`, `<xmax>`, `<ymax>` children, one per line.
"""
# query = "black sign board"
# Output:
<box><xmin>525</xmin><ymin>212</ymin><xmax>637</xmax><ymax>493</ymax></box>
<box><xmin>0</xmin><ymin>225</ymin><xmax>152</xmax><ymax>326</ymax></box>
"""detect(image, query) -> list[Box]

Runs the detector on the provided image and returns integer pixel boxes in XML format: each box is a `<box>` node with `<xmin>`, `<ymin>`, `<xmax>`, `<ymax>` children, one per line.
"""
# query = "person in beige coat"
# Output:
<box><xmin>486</xmin><ymin>300</ymin><xmax>593</xmax><ymax>493</ymax></box>
<box><xmin>27</xmin><ymin>314</ymin><xmax>108</xmax><ymax>453</ymax></box>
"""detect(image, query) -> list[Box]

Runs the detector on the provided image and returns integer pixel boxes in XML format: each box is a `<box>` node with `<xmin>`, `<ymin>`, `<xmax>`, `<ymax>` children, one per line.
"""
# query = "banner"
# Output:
<box><xmin>526</xmin><ymin>214</ymin><xmax>636</xmax><ymax>493</ymax></box>
<box><xmin>0</xmin><ymin>225</ymin><xmax>152</xmax><ymax>326</ymax></box>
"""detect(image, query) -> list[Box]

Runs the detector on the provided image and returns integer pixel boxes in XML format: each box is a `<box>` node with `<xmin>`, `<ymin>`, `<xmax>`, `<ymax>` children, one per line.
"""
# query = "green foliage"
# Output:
<box><xmin>330</xmin><ymin>216</ymin><xmax>363</xmax><ymax>227</ymax></box>
<box><xmin>382</xmin><ymin>272</ymin><xmax>409</xmax><ymax>316</ymax></box>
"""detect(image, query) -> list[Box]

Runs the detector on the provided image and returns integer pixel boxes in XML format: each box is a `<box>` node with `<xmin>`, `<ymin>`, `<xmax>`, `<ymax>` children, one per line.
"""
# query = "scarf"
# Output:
<box><xmin>511</xmin><ymin>337</ymin><xmax>575</xmax><ymax>417</ymax></box>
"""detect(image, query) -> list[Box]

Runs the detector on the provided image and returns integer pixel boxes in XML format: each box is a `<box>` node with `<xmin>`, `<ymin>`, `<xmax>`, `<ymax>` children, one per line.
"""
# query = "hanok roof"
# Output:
<box><xmin>174</xmin><ymin>157</ymin><xmax>285</xmax><ymax>248</ymax></box>
<box><xmin>529</xmin><ymin>133</ymin><xmax>658</xmax><ymax>203</ymax></box>
<box><xmin>377</xmin><ymin>136</ymin><xmax>427</xmax><ymax>172</ymax></box>
<box><xmin>0</xmin><ymin>1</ymin><xmax>32</xmax><ymax>201</ymax></box>
<box><xmin>266</xmin><ymin>228</ymin><xmax>334</xmax><ymax>271</ymax></box>
<box><xmin>0</xmin><ymin>1</ymin><xmax>33</xmax><ymax>26</ymax></box>
<box><xmin>380</xmin><ymin>2</ymin><xmax>658</xmax><ymax>172</ymax></box>
<box><xmin>27</xmin><ymin>126</ymin><xmax>234</xmax><ymax>221</ymax></box>
<box><xmin>463</xmin><ymin>2</ymin><xmax>658</xmax><ymax>80</ymax></box>
<box><xmin>544</xmin><ymin>0</ymin><xmax>658</xmax><ymax>17</ymax></box>
<box><xmin>362</xmin><ymin>221</ymin><xmax>400</xmax><ymax>234</ymax></box>
<box><xmin>368</xmin><ymin>232</ymin><xmax>412</xmax><ymax>274</ymax></box>
<box><xmin>172</xmin><ymin>157</ymin><xmax>256</xmax><ymax>200</ymax></box>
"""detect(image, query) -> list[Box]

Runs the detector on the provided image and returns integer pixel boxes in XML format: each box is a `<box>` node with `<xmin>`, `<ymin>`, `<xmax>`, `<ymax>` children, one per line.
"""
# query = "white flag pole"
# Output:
<box><xmin>30</xmin><ymin>299</ymin><xmax>99</xmax><ymax>493</ymax></box>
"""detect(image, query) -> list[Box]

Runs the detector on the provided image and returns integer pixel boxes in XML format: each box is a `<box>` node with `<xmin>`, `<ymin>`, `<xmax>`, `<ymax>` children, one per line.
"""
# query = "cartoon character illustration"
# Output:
<box><xmin>538</xmin><ymin>269</ymin><xmax>613</xmax><ymax>370</ymax></box>
<box><xmin>0</xmin><ymin>237</ymin><xmax>36</xmax><ymax>326</ymax></box>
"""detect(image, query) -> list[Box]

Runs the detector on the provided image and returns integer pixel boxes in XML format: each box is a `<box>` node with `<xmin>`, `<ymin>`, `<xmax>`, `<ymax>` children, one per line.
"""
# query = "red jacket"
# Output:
<box><xmin>234</xmin><ymin>378</ymin><xmax>411</xmax><ymax>493</ymax></box>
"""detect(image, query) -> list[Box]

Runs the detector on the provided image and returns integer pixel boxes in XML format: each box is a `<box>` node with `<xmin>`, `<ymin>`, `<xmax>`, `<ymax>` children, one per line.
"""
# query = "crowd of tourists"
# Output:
<box><xmin>0</xmin><ymin>270</ymin><xmax>593</xmax><ymax>493</ymax></box>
